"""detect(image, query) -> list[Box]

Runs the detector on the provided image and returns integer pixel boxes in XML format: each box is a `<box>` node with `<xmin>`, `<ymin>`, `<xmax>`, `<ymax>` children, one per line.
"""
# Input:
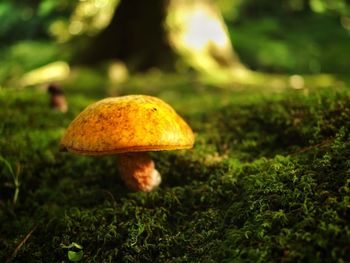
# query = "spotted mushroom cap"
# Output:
<box><xmin>60</xmin><ymin>95</ymin><xmax>194</xmax><ymax>155</ymax></box>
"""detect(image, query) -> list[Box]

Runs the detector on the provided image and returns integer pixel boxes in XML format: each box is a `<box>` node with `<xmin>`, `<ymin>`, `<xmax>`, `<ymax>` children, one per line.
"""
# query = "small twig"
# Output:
<box><xmin>288</xmin><ymin>139</ymin><xmax>333</xmax><ymax>156</ymax></box>
<box><xmin>6</xmin><ymin>225</ymin><xmax>38</xmax><ymax>263</ymax></box>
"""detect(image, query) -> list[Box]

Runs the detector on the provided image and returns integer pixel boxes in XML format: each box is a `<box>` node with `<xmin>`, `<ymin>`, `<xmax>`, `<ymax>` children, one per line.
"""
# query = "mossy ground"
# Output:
<box><xmin>1</xmin><ymin>71</ymin><xmax>350</xmax><ymax>262</ymax></box>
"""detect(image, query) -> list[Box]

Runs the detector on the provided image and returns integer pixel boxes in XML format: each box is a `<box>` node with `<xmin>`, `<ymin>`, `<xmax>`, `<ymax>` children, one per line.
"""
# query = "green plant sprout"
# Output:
<box><xmin>0</xmin><ymin>156</ymin><xmax>21</xmax><ymax>206</ymax></box>
<box><xmin>61</xmin><ymin>242</ymin><xmax>84</xmax><ymax>262</ymax></box>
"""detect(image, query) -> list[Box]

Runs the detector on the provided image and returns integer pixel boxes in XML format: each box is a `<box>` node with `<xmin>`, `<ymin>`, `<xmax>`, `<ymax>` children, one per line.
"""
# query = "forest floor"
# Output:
<box><xmin>1</xmin><ymin>69</ymin><xmax>350</xmax><ymax>262</ymax></box>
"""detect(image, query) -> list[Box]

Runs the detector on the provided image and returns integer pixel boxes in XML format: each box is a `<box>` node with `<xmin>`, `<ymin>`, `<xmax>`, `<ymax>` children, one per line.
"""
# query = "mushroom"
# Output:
<box><xmin>60</xmin><ymin>95</ymin><xmax>194</xmax><ymax>192</ymax></box>
<box><xmin>47</xmin><ymin>83</ymin><xmax>68</xmax><ymax>113</ymax></box>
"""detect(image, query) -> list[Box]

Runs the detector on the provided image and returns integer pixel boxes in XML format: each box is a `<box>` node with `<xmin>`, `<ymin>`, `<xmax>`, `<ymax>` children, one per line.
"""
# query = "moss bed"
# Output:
<box><xmin>1</xmin><ymin>71</ymin><xmax>350</xmax><ymax>262</ymax></box>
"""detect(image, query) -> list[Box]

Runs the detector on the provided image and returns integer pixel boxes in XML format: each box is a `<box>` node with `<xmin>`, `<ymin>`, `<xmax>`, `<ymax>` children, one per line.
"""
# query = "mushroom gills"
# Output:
<box><xmin>116</xmin><ymin>152</ymin><xmax>161</xmax><ymax>192</ymax></box>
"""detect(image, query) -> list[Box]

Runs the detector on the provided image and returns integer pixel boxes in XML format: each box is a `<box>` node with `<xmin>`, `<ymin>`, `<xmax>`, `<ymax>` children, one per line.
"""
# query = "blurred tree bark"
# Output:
<box><xmin>78</xmin><ymin>0</ymin><xmax>175</xmax><ymax>70</ymax></box>
<box><xmin>77</xmin><ymin>0</ymin><xmax>245</xmax><ymax>78</ymax></box>
<box><xmin>76</xmin><ymin>0</ymin><xmax>257</xmax><ymax>86</ymax></box>
<box><xmin>75</xmin><ymin>0</ymin><xmax>338</xmax><ymax>88</ymax></box>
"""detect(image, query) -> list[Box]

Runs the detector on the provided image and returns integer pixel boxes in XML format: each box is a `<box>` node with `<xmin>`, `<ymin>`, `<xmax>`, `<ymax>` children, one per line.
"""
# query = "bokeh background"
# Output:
<box><xmin>1</xmin><ymin>0</ymin><xmax>350</xmax><ymax>87</ymax></box>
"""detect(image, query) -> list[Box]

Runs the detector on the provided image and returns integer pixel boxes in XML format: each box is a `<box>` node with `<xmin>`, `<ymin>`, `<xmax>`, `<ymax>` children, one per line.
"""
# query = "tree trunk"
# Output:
<box><xmin>78</xmin><ymin>0</ymin><xmax>175</xmax><ymax>70</ymax></box>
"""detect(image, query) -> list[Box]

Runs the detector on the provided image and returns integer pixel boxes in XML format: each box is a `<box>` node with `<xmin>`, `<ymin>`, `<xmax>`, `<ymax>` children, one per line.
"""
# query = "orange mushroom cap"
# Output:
<box><xmin>60</xmin><ymin>95</ymin><xmax>194</xmax><ymax>155</ymax></box>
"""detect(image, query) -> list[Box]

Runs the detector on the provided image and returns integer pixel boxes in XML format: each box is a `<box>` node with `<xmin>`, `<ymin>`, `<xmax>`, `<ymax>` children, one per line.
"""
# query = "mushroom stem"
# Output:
<box><xmin>116</xmin><ymin>152</ymin><xmax>161</xmax><ymax>192</ymax></box>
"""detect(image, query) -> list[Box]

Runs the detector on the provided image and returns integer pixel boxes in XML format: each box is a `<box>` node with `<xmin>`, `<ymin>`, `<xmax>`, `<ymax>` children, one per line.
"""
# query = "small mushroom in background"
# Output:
<box><xmin>47</xmin><ymin>84</ymin><xmax>68</xmax><ymax>113</ymax></box>
<box><xmin>60</xmin><ymin>95</ymin><xmax>194</xmax><ymax>192</ymax></box>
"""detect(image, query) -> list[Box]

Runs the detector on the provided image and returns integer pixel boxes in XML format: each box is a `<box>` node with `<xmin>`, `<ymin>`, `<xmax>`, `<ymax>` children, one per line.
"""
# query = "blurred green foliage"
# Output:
<box><xmin>227</xmin><ymin>0</ymin><xmax>350</xmax><ymax>73</ymax></box>
<box><xmin>0</xmin><ymin>1</ymin><xmax>73</xmax><ymax>46</ymax></box>
<box><xmin>0</xmin><ymin>1</ymin><xmax>72</xmax><ymax>84</ymax></box>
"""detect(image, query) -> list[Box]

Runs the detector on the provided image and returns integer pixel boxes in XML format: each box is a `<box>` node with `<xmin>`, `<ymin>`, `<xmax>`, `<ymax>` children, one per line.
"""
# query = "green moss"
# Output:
<box><xmin>1</xmin><ymin>74</ymin><xmax>350</xmax><ymax>262</ymax></box>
